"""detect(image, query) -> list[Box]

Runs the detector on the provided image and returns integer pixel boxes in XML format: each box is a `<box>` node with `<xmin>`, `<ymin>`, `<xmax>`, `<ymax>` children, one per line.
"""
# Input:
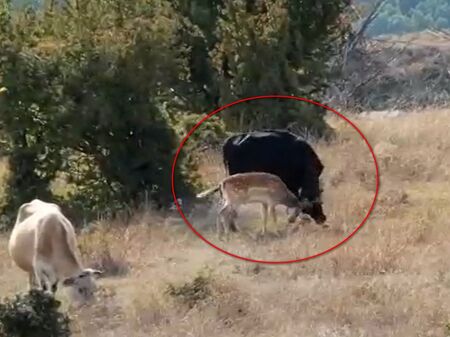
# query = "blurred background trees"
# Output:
<box><xmin>0</xmin><ymin>0</ymin><xmax>351</xmax><ymax>227</ymax></box>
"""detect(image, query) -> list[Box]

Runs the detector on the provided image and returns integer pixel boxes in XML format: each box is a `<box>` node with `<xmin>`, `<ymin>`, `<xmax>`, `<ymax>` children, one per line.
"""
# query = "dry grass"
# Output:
<box><xmin>2</xmin><ymin>108</ymin><xmax>450</xmax><ymax>336</ymax></box>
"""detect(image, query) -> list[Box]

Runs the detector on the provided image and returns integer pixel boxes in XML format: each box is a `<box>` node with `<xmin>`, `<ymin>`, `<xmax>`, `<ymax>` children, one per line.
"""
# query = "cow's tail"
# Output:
<box><xmin>196</xmin><ymin>185</ymin><xmax>221</xmax><ymax>199</ymax></box>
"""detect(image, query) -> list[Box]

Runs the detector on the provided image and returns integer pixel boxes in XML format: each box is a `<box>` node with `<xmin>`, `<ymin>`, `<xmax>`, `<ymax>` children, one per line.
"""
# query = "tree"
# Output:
<box><xmin>210</xmin><ymin>0</ymin><xmax>349</xmax><ymax>134</ymax></box>
<box><xmin>0</xmin><ymin>0</ymin><xmax>199</xmax><ymax>224</ymax></box>
<box><xmin>0</xmin><ymin>4</ymin><xmax>66</xmax><ymax>225</ymax></box>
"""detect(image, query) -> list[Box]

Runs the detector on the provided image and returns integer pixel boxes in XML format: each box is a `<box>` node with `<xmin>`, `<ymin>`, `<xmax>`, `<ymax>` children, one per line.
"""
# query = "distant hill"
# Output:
<box><xmin>12</xmin><ymin>0</ymin><xmax>449</xmax><ymax>38</ymax></box>
<box><xmin>355</xmin><ymin>0</ymin><xmax>450</xmax><ymax>36</ymax></box>
<box><xmin>11</xmin><ymin>0</ymin><xmax>41</xmax><ymax>8</ymax></box>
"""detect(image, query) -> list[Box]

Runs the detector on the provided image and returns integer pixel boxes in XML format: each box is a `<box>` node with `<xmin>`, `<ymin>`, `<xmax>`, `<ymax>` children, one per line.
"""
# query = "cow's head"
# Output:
<box><xmin>301</xmin><ymin>198</ymin><xmax>326</xmax><ymax>224</ymax></box>
<box><xmin>298</xmin><ymin>186</ymin><xmax>326</xmax><ymax>224</ymax></box>
<box><xmin>63</xmin><ymin>268</ymin><xmax>103</xmax><ymax>305</ymax></box>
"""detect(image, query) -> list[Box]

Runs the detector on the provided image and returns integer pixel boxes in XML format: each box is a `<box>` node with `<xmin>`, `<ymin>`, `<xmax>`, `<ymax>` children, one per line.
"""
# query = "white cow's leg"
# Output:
<box><xmin>34</xmin><ymin>259</ymin><xmax>57</xmax><ymax>295</ymax></box>
<box><xmin>28</xmin><ymin>272</ymin><xmax>38</xmax><ymax>290</ymax></box>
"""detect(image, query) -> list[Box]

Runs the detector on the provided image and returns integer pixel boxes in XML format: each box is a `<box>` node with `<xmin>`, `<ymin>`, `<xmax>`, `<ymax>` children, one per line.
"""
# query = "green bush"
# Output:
<box><xmin>166</xmin><ymin>271</ymin><xmax>212</xmax><ymax>309</ymax></box>
<box><xmin>0</xmin><ymin>290</ymin><xmax>71</xmax><ymax>337</ymax></box>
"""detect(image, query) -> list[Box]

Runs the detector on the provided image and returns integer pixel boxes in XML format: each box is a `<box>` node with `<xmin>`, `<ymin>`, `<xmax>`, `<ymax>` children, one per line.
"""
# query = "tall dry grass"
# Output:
<box><xmin>1</xmin><ymin>108</ymin><xmax>450</xmax><ymax>336</ymax></box>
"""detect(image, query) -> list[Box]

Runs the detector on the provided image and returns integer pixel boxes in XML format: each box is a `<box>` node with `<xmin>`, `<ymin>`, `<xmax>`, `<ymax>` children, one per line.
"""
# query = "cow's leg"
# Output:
<box><xmin>33</xmin><ymin>258</ymin><xmax>56</xmax><ymax>295</ymax></box>
<box><xmin>28</xmin><ymin>272</ymin><xmax>38</xmax><ymax>290</ymax></box>
<box><xmin>261</xmin><ymin>203</ymin><xmax>268</xmax><ymax>235</ymax></box>
<box><xmin>35</xmin><ymin>268</ymin><xmax>49</xmax><ymax>293</ymax></box>
<box><xmin>32</xmin><ymin>256</ymin><xmax>44</xmax><ymax>291</ymax></box>
<box><xmin>34</xmin><ymin>226</ymin><xmax>58</xmax><ymax>295</ymax></box>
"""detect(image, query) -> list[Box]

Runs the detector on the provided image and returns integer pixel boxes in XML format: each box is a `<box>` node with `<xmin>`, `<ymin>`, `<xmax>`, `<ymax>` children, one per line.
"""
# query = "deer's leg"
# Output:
<box><xmin>217</xmin><ymin>203</ymin><xmax>226</xmax><ymax>238</ymax></box>
<box><xmin>261</xmin><ymin>203</ymin><xmax>268</xmax><ymax>235</ymax></box>
<box><xmin>216</xmin><ymin>198</ymin><xmax>227</xmax><ymax>239</ymax></box>
<box><xmin>270</xmin><ymin>205</ymin><xmax>277</xmax><ymax>226</ymax></box>
<box><xmin>29</xmin><ymin>272</ymin><xmax>38</xmax><ymax>290</ymax></box>
<box><xmin>225</xmin><ymin>206</ymin><xmax>238</xmax><ymax>238</ymax></box>
<box><xmin>228</xmin><ymin>207</ymin><xmax>240</xmax><ymax>232</ymax></box>
<box><xmin>218</xmin><ymin>203</ymin><xmax>235</xmax><ymax>241</ymax></box>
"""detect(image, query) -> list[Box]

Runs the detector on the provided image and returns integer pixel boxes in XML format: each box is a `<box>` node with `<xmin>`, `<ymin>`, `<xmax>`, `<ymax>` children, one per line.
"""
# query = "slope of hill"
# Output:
<box><xmin>330</xmin><ymin>31</ymin><xmax>450</xmax><ymax>112</ymax></box>
<box><xmin>355</xmin><ymin>0</ymin><xmax>450</xmax><ymax>36</ymax></box>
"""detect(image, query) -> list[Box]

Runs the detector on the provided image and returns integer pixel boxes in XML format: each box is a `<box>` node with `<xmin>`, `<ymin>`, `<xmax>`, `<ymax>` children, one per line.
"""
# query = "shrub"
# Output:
<box><xmin>165</xmin><ymin>270</ymin><xmax>213</xmax><ymax>309</ymax></box>
<box><xmin>0</xmin><ymin>290</ymin><xmax>71</xmax><ymax>337</ymax></box>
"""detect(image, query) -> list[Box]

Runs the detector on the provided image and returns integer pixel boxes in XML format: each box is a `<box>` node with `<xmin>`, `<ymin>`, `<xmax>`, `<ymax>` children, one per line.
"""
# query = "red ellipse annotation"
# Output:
<box><xmin>171</xmin><ymin>95</ymin><xmax>380</xmax><ymax>265</ymax></box>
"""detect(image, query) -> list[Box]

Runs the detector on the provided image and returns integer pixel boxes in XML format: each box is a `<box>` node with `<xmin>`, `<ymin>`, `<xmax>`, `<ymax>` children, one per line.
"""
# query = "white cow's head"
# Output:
<box><xmin>62</xmin><ymin>268</ymin><xmax>103</xmax><ymax>305</ymax></box>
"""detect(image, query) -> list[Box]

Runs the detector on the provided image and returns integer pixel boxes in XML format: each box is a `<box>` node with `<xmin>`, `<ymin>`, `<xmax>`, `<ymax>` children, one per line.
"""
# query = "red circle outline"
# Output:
<box><xmin>171</xmin><ymin>95</ymin><xmax>380</xmax><ymax>264</ymax></box>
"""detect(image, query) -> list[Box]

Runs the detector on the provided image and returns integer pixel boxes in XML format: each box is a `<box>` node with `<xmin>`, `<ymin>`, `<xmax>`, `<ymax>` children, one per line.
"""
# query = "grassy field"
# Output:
<box><xmin>1</xmin><ymin>107</ymin><xmax>450</xmax><ymax>336</ymax></box>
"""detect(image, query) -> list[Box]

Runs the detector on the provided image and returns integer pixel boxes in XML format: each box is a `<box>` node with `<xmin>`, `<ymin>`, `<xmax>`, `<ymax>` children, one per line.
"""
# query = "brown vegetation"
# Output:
<box><xmin>330</xmin><ymin>32</ymin><xmax>450</xmax><ymax>112</ymax></box>
<box><xmin>1</xmin><ymin>108</ymin><xmax>450</xmax><ymax>336</ymax></box>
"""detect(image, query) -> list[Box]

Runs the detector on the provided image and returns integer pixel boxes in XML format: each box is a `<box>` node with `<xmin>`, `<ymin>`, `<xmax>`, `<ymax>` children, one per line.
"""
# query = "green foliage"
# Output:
<box><xmin>0</xmin><ymin>0</ymin><xmax>350</xmax><ymax>226</ymax></box>
<box><xmin>209</xmin><ymin>0</ymin><xmax>348</xmax><ymax>133</ymax></box>
<box><xmin>0</xmin><ymin>290</ymin><xmax>71</xmax><ymax>337</ymax></box>
<box><xmin>166</xmin><ymin>269</ymin><xmax>212</xmax><ymax>309</ymax></box>
<box><xmin>0</xmin><ymin>16</ymin><xmax>66</xmax><ymax>226</ymax></box>
<box><xmin>446</xmin><ymin>322</ymin><xmax>450</xmax><ymax>336</ymax></box>
<box><xmin>0</xmin><ymin>0</ymin><xmax>198</xmax><ymax>223</ymax></box>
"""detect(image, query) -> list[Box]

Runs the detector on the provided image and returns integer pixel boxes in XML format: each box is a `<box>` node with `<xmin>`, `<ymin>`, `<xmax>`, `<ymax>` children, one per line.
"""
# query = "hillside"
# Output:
<box><xmin>330</xmin><ymin>31</ymin><xmax>450</xmax><ymax>112</ymax></box>
<box><xmin>2</xmin><ymin>107</ymin><xmax>450</xmax><ymax>336</ymax></box>
<box><xmin>354</xmin><ymin>0</ymin><xmax>450</xmax><ymax>36</ymax></box>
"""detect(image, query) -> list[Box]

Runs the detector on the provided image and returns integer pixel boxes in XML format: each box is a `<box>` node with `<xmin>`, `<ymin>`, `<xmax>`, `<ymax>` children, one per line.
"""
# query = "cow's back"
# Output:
<box><xmin>15</xmin><ymin>199</ymin><xmax>61</xmax><ymax>226</ymax></box>
<box><xmin>9</xmin><ymin>201</ymin><xmax>71</xmax><ymax>274</ymax></box>
<box><xmin>223</xmin><ymin>130</ymin><xmax>299</xmax><ymax>175</ymax></box>
<box><xmin>37</xmin><ymin>211</ymin><xmax>81</xmax><ymax>277</ymax></box>
<box><xmin>8</xmin><ymin>210</ymin><xmax>52</xmax><ymax>272</ymax></box>
<box><xmin>8</xmin><ymin>213</ymin><xmax>39</xmax><ymax>271</ymax></box>
<box><xmin>222</xmin><ymin>130</ymin><xmax>324</xmax><ymax>198</ymax></box>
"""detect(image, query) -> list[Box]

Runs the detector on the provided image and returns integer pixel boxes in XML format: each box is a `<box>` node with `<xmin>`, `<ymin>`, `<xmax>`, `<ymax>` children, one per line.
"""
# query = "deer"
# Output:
<box><xmin>196</xmin><ymin>172</ymin><xmax>313</xmax><ymax>238</ymax></box>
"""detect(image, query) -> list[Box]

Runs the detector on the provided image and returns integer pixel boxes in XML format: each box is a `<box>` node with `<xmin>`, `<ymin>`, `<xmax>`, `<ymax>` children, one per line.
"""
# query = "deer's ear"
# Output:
<box><xmin>84</xmin><ymin>268</ymin><xmax>104</xmax><ymax>277</ymax></box>
<box><xmin>92</xmin><ymin>269</ymin><xmax>103</xmax><ymax>277</ymax></box>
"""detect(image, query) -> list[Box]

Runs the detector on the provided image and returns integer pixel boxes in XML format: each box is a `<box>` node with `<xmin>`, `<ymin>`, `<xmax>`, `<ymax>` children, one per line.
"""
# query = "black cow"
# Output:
<box><xmin>222</xmin><ymin>129</ymin><xmax>326</xmax><ymax>224</ymax></box>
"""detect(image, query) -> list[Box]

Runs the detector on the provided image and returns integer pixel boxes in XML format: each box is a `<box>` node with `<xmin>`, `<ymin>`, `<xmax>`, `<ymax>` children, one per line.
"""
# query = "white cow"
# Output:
<box><xmin>8</xmin><ymin>199</ymin><xmax>103</xmax><ymax>305</ymax></box>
